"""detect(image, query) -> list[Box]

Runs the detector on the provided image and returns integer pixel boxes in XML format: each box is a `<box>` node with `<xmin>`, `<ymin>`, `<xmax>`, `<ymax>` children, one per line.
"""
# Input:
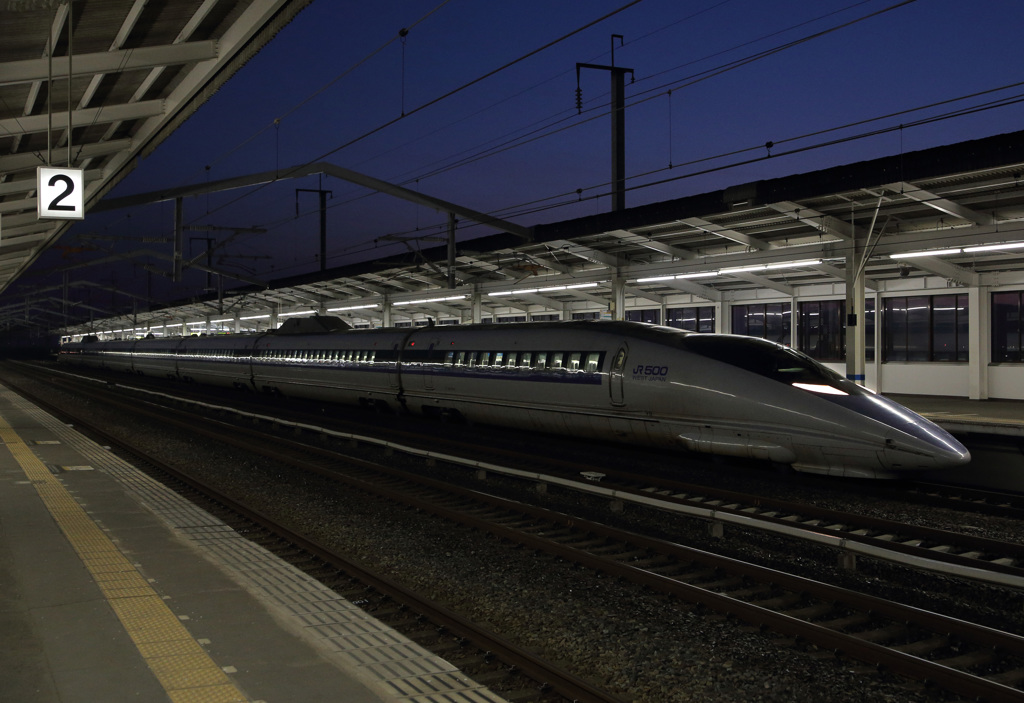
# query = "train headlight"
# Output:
<box><xmin>791</xmin><ymin>382</ymin><xmax>848</xmax><ymax>396</ymax></box>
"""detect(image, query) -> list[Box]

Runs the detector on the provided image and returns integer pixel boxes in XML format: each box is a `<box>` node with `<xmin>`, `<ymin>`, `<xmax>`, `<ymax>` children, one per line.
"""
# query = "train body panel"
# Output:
<box><xmin>175</xmin><ymin>336</ymin><xmax>262</xmax><ymax>389</ymax></box>
<box><xmin>57</xmin><ymin>319</ymin><xmax>970</xmax><ymax>479</ymax></box>
<box><xmin>250</xmin><ymin>329</ymin><xmax>409</xmax><ymax>406</ymax></box>
<box><xmin>131</xmin><ymin>338</ymin><xmax>184</xmax><ymax>378</ymax></box>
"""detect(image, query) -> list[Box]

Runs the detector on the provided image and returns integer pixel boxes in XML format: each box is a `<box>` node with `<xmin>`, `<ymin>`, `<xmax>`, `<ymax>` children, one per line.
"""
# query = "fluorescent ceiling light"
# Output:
<box><xmin>719</xmin><ymin>264</ymin><xmax>767</xmax><ymax>274</ymax></box>
<box><xmin>638</xmin><ymin>260</ymin><xmax>819</xmax><ymax>282</ymax></box>
<box><xmin>489</xmin><ymin>282</ymin><xmax>600</xmax><ymax>296</ymax></box>
<box><xmin>764</xmin><ymin>259</ymin><xmax>822</xmax><ymax>270</ymax></box>
<box><xmin>635</xmin><ymin>275</ymin><xmax>677</xmax><ymax>283</ymax></box>
<box><xmin>890</xmin><ymin>248</ymin><xmax>963</xmax><ymax>259</ymax></box>
<box><xmin>636</xmin><ymin>271</ymin><xmax>719</xmax><ymax>283</ymax></box>
<box><xmin>278</xmin><ymin>310</ymin><xmax>316</xmax><ymax>317</ymax></box>
<box><xmin>240</xmin><ymin>314</ymin><xmax>271</xmax><ymax>320</ymax></box>
<box><xmin>962</xmin><ymin>242</ymin><xmax>1024</xmax><ymax>253</ymax></box>
<box><xmin>327</xmin><ymin>303</ymin><xmax>379</xmax><ymax>312</ymax></box>
<box><xmin>393</xmin><ymin>295</ymin><xmax>466</xmax><ymax>306</ymax></box>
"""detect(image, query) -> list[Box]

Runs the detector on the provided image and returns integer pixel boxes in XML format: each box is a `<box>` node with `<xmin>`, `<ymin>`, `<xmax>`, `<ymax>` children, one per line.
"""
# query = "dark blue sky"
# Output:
<box><xmin>39</xmin><ymin>0</ymin><xmax>1024</xmax><ymax>305</ymax></box>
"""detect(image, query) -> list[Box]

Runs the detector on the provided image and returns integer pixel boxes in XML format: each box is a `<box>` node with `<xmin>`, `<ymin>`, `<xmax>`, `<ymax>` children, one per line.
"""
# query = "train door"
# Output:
<box><xmin>610</xmin><ymin>345</ymin><xmax>627</xmax><ymax>406</ymax></box>
<box><xmin>423</xmin><ymin>338</ymin><xmax>440</xmax><ymax>390</ymax></box>
<box><xmin>388</xmin><ymin>343</ymin><xmax>401</xmax><ymax>390</ymax></box>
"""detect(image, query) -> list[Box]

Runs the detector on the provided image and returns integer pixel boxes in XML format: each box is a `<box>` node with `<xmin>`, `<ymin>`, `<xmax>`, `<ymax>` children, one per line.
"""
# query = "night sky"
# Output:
<box><xmin>23</xmin><ymin>0</ymin><xmax>1024</xmax><ymax>310</ymax></box>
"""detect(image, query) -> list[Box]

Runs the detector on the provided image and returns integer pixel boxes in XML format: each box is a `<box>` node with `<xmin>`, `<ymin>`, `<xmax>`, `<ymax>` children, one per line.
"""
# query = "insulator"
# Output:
<box><xmin>575</xmin><ymin>87</ymin><xmax>583</xmax><ymax>113</ymax></box>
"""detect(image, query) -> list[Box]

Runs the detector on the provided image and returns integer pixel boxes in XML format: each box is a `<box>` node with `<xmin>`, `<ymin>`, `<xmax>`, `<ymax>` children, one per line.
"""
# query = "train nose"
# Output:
<box><xmin>827</xmin><ymin>394</ymin><xmax>971</xmax><ymax>471</ymax></box>
<box><xmin>884</xmin><ymin>432</ymin><xmax>971</xmax><ymax>470</ymax></box>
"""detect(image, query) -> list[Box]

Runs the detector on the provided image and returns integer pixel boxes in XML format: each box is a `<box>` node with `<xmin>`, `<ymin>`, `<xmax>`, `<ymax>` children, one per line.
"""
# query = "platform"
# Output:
<box><xmin>0</xmin><ymin>384</ymin><xmax>505</xmax><ymax>703</ymax></box>
<box><xmin>890</xmin><ymin>394</ymin><xmax>1024</xmax><ymax>438</ymax></box>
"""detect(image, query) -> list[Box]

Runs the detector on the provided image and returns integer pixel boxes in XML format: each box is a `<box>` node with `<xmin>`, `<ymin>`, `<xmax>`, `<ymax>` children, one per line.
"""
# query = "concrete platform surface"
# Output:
<box><xmin>0</xmin><ymin>384</ymin><xmax>505</xmax><ymax>703</ymax></box>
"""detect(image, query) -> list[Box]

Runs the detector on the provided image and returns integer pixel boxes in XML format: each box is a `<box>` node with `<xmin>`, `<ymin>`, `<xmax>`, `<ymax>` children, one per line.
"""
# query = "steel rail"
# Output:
<box><xmin>37</xmin><ymin>371</ymin><xmax>1024</xmax><ymax>703</ymax></box>
<box><xmin>1</xmin><ymin>371</ymin><xmax>625</xmax><ymax>703</ymax></box>
<box><xmin>28</xmin><ymin>361</ymin><xmax>1024</xmax><ymax>588</ymax></box>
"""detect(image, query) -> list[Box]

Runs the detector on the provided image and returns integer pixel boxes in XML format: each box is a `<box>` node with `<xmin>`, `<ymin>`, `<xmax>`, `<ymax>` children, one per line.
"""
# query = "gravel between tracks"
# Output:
<box><xmin>15</xmin><ymin>370</ymin><xmax>991</xmax><ymax>703</ymax></box>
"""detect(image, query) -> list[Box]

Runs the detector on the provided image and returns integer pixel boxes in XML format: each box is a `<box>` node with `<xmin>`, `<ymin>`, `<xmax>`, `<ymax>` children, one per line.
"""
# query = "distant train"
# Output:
<box><xmin>58</xmin><ymin>317</ymin><xmax>970</xmax><ymax>479</ymax></box>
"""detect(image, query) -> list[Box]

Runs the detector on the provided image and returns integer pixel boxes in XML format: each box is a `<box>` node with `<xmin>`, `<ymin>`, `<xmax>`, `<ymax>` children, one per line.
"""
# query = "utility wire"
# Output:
<box><xmin>185</xmin><ymin>0</ymin><xmax>646</xmax><ymax>227</ymax></box>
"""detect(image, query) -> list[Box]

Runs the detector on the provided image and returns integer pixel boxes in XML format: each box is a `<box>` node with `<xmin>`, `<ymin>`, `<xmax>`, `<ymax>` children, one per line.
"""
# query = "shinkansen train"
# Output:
<box><xmin>58</xmin><ymin>317</ymin><xmax>970</xmax><ymax>479</ymax></box>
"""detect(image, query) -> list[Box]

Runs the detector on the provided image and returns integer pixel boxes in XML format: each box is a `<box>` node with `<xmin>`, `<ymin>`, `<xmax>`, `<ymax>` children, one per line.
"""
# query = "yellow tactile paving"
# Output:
<box><xmin>0</xmin><ymin>420</ymin><xmax>250</xmax><ymax>703</ymax></box>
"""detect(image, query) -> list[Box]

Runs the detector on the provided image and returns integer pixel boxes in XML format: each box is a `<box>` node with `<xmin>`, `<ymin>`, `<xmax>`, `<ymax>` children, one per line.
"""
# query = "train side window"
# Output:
<box><xmin>506</xmin><ymin>352</ymin><xmax>517</xmax><ymax>367</ymax></box>
<box><xmin>467</xmin><ymin>352</ymin><xmax>478</xmax><ymax>367</ymax></box>
<box><xmin>455</xmin><ymin>351</ymin><xmax>466</xmax><ymax>366</ymax></box>
<box><xmin>569</xmin><ymin>352</ymin><xmax>581</xmax><ymax>371</ymax></box>
<box><xmin>611</xmin><ymin>348</ymin><xmax>627</xmax><ymax>373</ymax></box>
<box><xmin>535</xmin><ymin>352</ymin><xmax>548</xmax><ymax>369</ymax></box>
<box><xmin>520</xmin><ymin>352</ymin><xmax>532</xmax><ymax>368</ymax></box>
<box><xmin>494</xmin><ymin>351</ymin><xmax>504</xmax><ymax>366</ymax></box>
<box><xmin>444</xmin><ymin>351</ymin><xmax>455</xmax><ymax>365</ymax></box>
<box><xmin>479</xmin><ymin>351</ymin><xmax>491</xmax><ymax>366</ymax></box>
<box><xmin>585</xmin><ymin>352</ymin><xmax>601</xmax><ymax>373</ymax></box>
<box><xmin>551</xmin><ymin>352</ymin><xmax>564</xmax><ymax>369</ymax></box>
<box><xmin>369</xmin><ymin>351</ymin><xmax>376</xmax><ymax>362</ymax></box>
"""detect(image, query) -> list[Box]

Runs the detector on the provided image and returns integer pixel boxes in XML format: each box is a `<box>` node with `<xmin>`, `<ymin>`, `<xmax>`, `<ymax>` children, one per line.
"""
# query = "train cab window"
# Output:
<box><xmin>584</xmin><ymin>352</ymin><xmax>601</xmax><ymax>373</ymax></box>
<box><xmin>551</xmin><ymin>352</ymin><xmax>564</xmax><ymax>369</ymax></box>
<box><xmin>493</xmin><ymin>352</ymin><xmax>504</xmax><ymax>366</ymax></box>
<box><xmin>506</xmin><ymin>352</ymin><xmax>517</xmax><ymax>367</ymax></box>
<box><xmin>535</xmin><ymin>352</ymin><xmax>548</xmax><ymax>369</ymax></box>
<box><xmin>520</xmin><ymin>352</ymin><xmax>532</xmax><ymax>368</ymax></box>
<box><xmin>568</xmin><ymin>352</ymin><xmax>582</xmax><ymax>371</ymax></box>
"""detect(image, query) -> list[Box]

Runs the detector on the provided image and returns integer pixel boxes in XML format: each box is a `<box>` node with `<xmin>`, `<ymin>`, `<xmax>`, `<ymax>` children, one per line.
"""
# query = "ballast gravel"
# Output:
<box><xmin>13</xmin><ymin>370</ymin><xmax>997</xmax><ymax>703</ymax></box>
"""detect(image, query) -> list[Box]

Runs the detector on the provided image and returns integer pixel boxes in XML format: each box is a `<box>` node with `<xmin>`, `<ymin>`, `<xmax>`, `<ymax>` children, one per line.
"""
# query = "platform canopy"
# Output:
<box><xmin>54</xmin><ymin>129</ymin><xmax>1024</xmax><ymax>335</ymax></box>
<box><xmin>0</xmin><ymin>0</ymin><xmax>312</xmax><ymax>298</ymax></box>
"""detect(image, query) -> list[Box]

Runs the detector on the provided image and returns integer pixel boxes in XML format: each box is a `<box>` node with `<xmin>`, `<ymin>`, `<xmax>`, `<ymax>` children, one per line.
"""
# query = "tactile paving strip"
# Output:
<box><xmin>8</xmin><ymin>389</ymin><xmax>507</xmax><ymax>703</ymax></box>
<box><xmin>0</xmin><ymin>406</ymin><xmax>248</xmax><ymax>703</ymax></box>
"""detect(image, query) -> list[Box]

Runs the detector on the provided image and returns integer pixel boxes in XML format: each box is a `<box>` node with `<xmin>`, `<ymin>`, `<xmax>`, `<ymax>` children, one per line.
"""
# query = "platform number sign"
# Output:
<box><xmin>37</xmin><ymin>167</ymin><xmax>84</xmax><ymax>220</ymax></box>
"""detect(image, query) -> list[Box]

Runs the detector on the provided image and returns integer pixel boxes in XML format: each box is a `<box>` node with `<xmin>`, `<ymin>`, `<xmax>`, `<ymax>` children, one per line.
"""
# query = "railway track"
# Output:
<box><xmin>2</xmin><ymin>370</ymin><xmax>619</xmax><ymax>703</ymax></box>
<box><xmin>36</xmin><ymin>362</ymin><xmax>1024</xmax><ymax>589</ymax></box>
<box><xmin>10</xmin><ymin>364</ymin><xmax>1024</xmax><ymax>701</ymax></box>
<box><xmin>32</xmin><ymin>362</ymin><xmax>1024</xmax><ymax>524</ymax></box>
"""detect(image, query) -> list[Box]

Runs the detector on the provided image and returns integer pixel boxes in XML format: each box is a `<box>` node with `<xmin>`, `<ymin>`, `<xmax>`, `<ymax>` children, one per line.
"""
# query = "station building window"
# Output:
<box><xmin>497</xmin><ymin>315</ymin><xmax>527</xmax><ymax>323</ymax></box>
<box><xmin>531</xmin><ymin>313</ymin><xmax>560</xmax><ymax>322</ymax></box>
<box><xmin>732</xmin><ymin>303</ymin><xmax>791</xmax><ymax>345</ymax></box>
<box><xmin>571</xmin><ymin>311</ymin><xmax>602</xmax><ymax>320</ymax></box>
<box><xmin>883</xmin><ymin>294</ymin><xmax>967</xmax><ymax>362</ymax></box>
<box><xmin>992</xmin><ymin>291</ymin><xmax>1023</xmax><ymax>362</ymax></box>
<box><xmin>666</xmin><ymin>306</ymin><xmax>715</xmax><ymax>332</ymax></box>
<box><xmin>798</xmin><ymin>301</ymin><xmax>840</xmax><ymax>360</ymax></box>
<box><xmin>797</xmin><ymin>300</ymin><xmax>875</xmax><ymax>362</ymax></box>
<box><xmin>626</xmin><ymin>309</ymin><xmax>660</xmax><ymax>324</ymax></box>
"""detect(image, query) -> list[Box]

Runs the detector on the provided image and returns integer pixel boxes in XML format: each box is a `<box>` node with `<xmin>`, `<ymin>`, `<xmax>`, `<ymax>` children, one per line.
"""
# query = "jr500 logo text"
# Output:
<box><xmin>632</xmin><ymin>364</ymin><xmax>668</xmax><ymax>380</ymax></box>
